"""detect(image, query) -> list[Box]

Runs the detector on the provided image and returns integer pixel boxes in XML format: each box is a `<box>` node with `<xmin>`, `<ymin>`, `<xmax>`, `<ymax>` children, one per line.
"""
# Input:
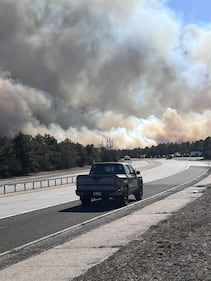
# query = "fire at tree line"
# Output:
<box><xmin>0</xmin><ymin>132</ymin><xmax>211</xmax><ymax>178</ymax></box>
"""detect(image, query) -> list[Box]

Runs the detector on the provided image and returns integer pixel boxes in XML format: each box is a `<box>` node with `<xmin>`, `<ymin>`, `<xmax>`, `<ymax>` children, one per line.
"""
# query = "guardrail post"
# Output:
<box><xmin>4</xmin><ymin>185</ymin><xmax>6</xmax><ymax>194</ymax></box>
<box><xmin>33</xmin><ymin>181</ymin><xmax>35</xmax><ymax>190</ymax></box>
<box><xmin>48</xmin><ymin>180</ymin><xmax>49</xmax><ymax>187</ymax></box>
<box><xmin>14</xmin><ymin>184</ymin><xmax>16</xmax><ymax>192</ymax></box>
<box><xmin>24</xmin><ymin>182</ymin><xmax>26</xmax><ymax>191</ymax></box>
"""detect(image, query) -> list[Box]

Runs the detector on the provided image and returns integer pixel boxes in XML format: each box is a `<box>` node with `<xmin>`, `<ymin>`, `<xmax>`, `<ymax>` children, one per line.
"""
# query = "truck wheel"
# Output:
<box><xmin>80</xmin><ymin>196</ymin><xmax>91</xmax><ymax>206</ymax></box>
<box><xmin>134</xmin><ymin>183</ymin><xmax>143</xmax><ymax>201</ymax></box>
<box><xmin>118</xmin><ymin>187</ymin><xmax>129</xmax><ymax>206</ymax></box>
<box><xmin>134</xmin><ymin>190</ymin><xmax>142</xmax><ymax>201</ymax></box>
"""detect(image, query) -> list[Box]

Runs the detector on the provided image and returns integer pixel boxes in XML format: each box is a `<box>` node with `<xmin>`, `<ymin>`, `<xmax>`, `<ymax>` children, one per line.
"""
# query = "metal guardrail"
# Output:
<box><xmin>0</xmin><ymin>175</ymin><xmax>77</xmax><ymax>195</ymax></box>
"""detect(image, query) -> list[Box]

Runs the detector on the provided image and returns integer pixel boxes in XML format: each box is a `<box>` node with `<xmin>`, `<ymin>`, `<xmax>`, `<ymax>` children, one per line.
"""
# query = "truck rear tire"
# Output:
<box><xmin>134</xmin><ymin>181</ymin><xmax>143</xmax><ymax>201</ymax></box>
<box><xmin>134</xmin><ymin>190</ymin><xmax>142</xmax><ymax>201</ymax></box>
<box><xmin>80</xmin><ymin>196</ymin><xmax>91</xmax><ymax>206</ymax></box>
<box><xmin>117</xmin><ymin>187</ymin><xmax>129</xmax><ymax>206</ymax></box>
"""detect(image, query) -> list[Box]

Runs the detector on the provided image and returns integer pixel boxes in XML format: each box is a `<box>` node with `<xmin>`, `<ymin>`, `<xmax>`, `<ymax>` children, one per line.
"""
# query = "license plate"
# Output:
<box><xmin>93</xmin><ymin>191</ymin><xmax>102</xmax><ymax>196</ymax></box>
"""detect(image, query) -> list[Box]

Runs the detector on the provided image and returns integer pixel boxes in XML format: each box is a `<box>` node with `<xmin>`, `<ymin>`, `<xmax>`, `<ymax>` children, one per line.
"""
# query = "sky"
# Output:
<box><xmin>167</xmin><ymin>0</ymin><xmax>211</xmax><ymax>24</ymax></box>
<box><xmin>0</xmin><ymin>0</ymin><xmax>211</xmax><ymax>149</ymax></box>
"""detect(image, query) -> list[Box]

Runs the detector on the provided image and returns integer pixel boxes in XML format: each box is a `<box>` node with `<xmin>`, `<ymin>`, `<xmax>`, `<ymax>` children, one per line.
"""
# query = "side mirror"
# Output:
<box><xmin>136</xmin><ymin>170</ymin><xmax>140</xmax><ymax>174</ymax></box>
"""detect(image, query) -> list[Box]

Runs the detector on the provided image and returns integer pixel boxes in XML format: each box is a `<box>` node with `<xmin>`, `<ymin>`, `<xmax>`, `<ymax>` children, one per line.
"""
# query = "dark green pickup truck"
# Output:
<box><xmin>76</xmin><ymin>162</ymin><xmax>143</xmax><ymax>206</ymax></box>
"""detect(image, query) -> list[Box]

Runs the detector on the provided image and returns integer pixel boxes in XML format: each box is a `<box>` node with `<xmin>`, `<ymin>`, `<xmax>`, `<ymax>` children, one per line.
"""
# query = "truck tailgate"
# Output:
<box><xmin>77</xmin><ymin>175</ymin><xmax>118</xmax><ymax>191</ymax></box>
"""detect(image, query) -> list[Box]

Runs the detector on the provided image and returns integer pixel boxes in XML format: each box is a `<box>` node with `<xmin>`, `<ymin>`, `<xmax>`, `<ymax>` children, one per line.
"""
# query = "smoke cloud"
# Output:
<box><xmin>0</xmin><ymin>0</ymin><xmax>211</xmax><ymax>148</ymax></box>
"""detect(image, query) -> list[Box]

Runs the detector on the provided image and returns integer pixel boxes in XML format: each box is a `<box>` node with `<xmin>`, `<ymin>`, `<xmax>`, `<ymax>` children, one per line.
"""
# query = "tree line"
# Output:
<box><xmin>122</xmin><ymin>137</ymin><xmax>211</xmax><ymax>159</ymax></box>
<box><xmin>0</xmin><ymin>133</ymin><xmax>119</xmax><ymax>178</ymax></box>
<box><xmin>0</xmin><ymin>132</ymin><xmax>211</xmax><ymax>178</ymax></box>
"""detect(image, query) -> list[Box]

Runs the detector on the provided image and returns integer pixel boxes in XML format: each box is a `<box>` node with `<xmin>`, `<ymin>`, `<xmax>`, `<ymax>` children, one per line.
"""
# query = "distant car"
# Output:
<box><xmin>124</xmin><ymin>155</ymin><xmax>131</xmax><ymax>160</ymax></box>
<box><xmin>183</xmin><ymin>153</ymin><xmax>190</xmax><ymax>157</ymax></box>
<box><xmin>166</xmin><ymin>154</ymin><xmax>173</xmax><ymax>159</ymax></box>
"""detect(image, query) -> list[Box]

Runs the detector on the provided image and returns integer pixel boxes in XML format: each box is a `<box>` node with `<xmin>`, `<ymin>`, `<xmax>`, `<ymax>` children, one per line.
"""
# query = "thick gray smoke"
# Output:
<box><xmin>0</xmin><ymin>0</ymin><xmax>211</xmax><ymax>148</ymax></box>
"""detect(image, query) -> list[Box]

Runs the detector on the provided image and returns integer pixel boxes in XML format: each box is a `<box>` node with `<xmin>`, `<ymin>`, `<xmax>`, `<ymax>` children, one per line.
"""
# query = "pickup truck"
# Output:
<box><xmin>76</xmin><ymin>162</ymin><xmax>143</xmax><ymax>206</ymax></box>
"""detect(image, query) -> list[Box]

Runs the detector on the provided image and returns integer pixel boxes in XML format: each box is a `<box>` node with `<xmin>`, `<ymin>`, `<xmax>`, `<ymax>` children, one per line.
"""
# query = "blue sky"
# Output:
<box><xmin>166</xmin><ymin>0</ymin><xmax>211</xmax><ymax>24</ymax></box>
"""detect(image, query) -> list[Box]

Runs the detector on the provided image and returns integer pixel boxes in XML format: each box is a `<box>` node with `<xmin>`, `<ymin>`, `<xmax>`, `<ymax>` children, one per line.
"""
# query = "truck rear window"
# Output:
<box><xmin>90</xmin><ymin>164</ymin><xmax>125</xmax><ymax>175</ymax></box>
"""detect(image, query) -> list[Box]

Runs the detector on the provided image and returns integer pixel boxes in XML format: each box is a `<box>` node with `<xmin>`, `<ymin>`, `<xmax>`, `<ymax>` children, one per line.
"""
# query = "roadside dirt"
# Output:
<box><xmin>73</xmin><ymin>187</ymin><xmax>211</xmax><ymax>281</ymax></box>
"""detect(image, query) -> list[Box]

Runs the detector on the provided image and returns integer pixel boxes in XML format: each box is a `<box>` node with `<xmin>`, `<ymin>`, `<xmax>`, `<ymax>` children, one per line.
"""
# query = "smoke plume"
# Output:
<box><xmin>0</xmin><ymin>0</ymin><xmax>211</xmax><ymax>148</ymax></box>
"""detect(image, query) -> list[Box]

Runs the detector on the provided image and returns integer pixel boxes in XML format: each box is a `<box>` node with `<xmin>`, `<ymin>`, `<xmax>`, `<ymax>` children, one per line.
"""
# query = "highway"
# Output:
<box><xmin>0</xmin><ymin>158</ymin><xmax>209</xmax><ymax>263</ymax></box>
